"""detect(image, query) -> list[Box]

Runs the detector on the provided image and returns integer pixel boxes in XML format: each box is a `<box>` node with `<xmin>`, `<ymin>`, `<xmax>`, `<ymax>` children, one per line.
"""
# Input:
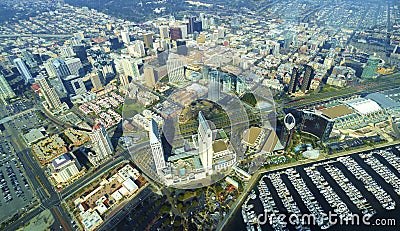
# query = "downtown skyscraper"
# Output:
<box><xmin>89</xmin><ymin>123</ymin><xmax>114</xmax><ymax>166</ymax></box>
<box><xmin>14</xmin><ymin>58</ymin><xmax>33</xmax><ymax>84</ymax></box>
<box><xmin>150</xmin><ymin>118</ymin><xmax>166</xmax><ymax>175</ymax></box>
<box><xmin>36</xmin><ymin>75</ymin><xmax>63</xmax><ymax>112</ymax></box>
<box><xmin>198</xmin><ymin>111</ymin><xmax>213</xmax><ymax>174</ymax></box>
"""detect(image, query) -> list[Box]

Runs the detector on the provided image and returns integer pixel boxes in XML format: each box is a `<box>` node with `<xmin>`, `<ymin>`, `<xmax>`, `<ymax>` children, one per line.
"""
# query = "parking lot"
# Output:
<box><xmin>6</xmin><ymin>110</ymin><xmax>42</xmax><ymax>132</ymax></box>
<box><xmin>0</xmin><ymin>100</ymin><xmax>34</xmax><ymax>119</ymax></box>
<box><xmin>0</xmin><ymin>140</ymin><xmax>36</xmax><ymax>222</ymax></box>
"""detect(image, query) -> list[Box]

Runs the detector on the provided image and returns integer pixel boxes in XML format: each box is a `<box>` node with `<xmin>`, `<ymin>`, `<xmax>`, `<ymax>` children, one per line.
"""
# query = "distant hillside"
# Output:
<box><xmin>65</xmin><ymin>0</ymin><xmax>188</xmax><ymax>23</ymax></box>
<box><xmin>64</xmin><ymin>0</ymin><xmax>261</xmax><ymax>23</ymax></box>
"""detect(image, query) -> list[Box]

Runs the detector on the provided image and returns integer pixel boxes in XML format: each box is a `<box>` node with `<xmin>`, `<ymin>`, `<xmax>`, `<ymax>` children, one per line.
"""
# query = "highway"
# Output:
<box><xmin>0</xmin><ymin>34</ymin><xmax>73</xmax><ymax>38</ymax></box>
<box><xmin>279</xmin><ymin>72</ymin><xmax>400</xmax><ymax>109</ymax></box>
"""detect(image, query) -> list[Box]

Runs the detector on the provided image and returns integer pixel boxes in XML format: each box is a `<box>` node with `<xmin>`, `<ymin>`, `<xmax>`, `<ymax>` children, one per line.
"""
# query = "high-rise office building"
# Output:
<box><xmin>109</xmin><ymin>36</ymin><xmax>123</xmax><ymax>50</ymax></box>
<box><xmin>301</xmin><ymin>65</ymin><xmax>314</xmax><ymax>93</ymax></box>
<box><xmin>128</xmin><ymin>40</ymin><xmax>145</xmax><ymax>57</ymax></box>
<box><xmin>217</xmin><ymin>27</ymin><xmax>225</xmax><ymax>39</ymax></box>
<box><xmin>13</xmin><ymin>58</ymin><xmax>33</xmax><ymax>84</ymax></box>
<box><xmin>102</xmin><ymin>63</ymin><xmax>114</xmax><ymax>78</ymax></box>
<box><xmin>179</xmin><ymin>24</ymin><xmax>188</xmax><ymax>39</ymax></box>
<box><xmin>0</xmin><ymin>74</ymin><xmax>15</xmax><ymax>100</ymax></box>
<box><xmin>199</xmin><ymin>13</ymin><xmax>207</xmax><ymax>29</ymax></box>
<box><xmin>44</xmin><ymin>60</ymin><xmax>57</xmax><ymax>78</ymax></box>
<box><xmin>193</xmin><ymin>21</ymin><xmax>202</xmax><ymax>33</ymax></box>
<box><xmin>21</xmin><ymin>50</ymin><xmax>37</xmax><ymax>68</ymax></box>
<box><xmin>272</xmin><ymin>41</ymin><xmax>280</xmax><ymax>56</ymax></box>
<box><xmin>70</xmin><ymin>37</ymin><xmax>81</xmax><ymax>47</ymax></box>
<box><xmin>157</xmin><ymin>47</ymin><xmax>168</xmax><ymax>66</ymax></box>
<box><xmin>72</xmin><ymin>45</ymin><xmax>89</xmax><ymax>65</ymax></box>
<box><xmin>60</xmin><ymin>45</ymin><xmax>75</xmax><ymax>57</ymax></box>
<box><xmin>121</xmin><ymin>59</ymin><xmax>140</xmax><ymax>81</ymax></box>
<box><xmin>284</xmin><ymin>31</ymin><xmax>294</xmax><ymax>49</ymax></box>
<box><xmin>167</xmin><ymin>55</ymin><xmax>185</xmax><ymax>83</ymax></box>
<box><xmin>65</xmin><ymin>58</ymin><xmax>83</xmax><ymax>77</ymax></box>
<box><xmin>62</xmin><ymin>75</ymin><xmax>86</xmax><ymax>96</ymax></box>
<box><xmin>144</xmin><ymin>66</ymin><xmax>157</xmax><ymax>88</ymax></box>
<box><xmin>198</xmin><ymin>112</ymin><xmax>213</xmax><ymax>173</ymax></box>
<box><xmin>36</xmin><ymin>75</ymin><xmax>63</xmax><ymax>111</ymax></box>
<box><xmin>208</xmin><ymin>71</ymin><xmax>221</xmax><ymax>101</ymax></box>
<box><xmin>288</xmin><ymin>67</ymin><xmax>299</xmax><ymax>94</ymax></box>
<box><xmin>143</xmin><ymin>33</ymin><xmax>153</xmax><ymax>48</ymax></box>
<box><xmin>149</xmin><ymin>118</ymin><xmax>166</xmax><ymax>175</ymax></box>
<box><xmin>188</xmin><ymin>16</ymin><xmax>196</xmax><ymax>34</ymax></box>
<box><xmin>89</xmin><ymin>123</ymin><xmax>114</xmax><ymax>166</ymax></box>
<box><xmin>159</xmin><ymin>25</ymin><xmax>169</xmax><ymax>39</ymax></box>
<box><xmin>53</xmin><ymin>59</ymin><xmax>70</xmax><ymax>79</ymax></box>
<box><xmin>170</xmin><ymin>27</ymin><xmax>183</xmax><ymax>41</ymax></box>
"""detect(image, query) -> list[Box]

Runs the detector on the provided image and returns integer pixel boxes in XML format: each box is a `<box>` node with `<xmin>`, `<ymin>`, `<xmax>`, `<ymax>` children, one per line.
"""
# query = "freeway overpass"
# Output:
<box><xmin>0</xmin><ymin>33</ymin><xmax>73</xmax><ymax>38</ymax></box>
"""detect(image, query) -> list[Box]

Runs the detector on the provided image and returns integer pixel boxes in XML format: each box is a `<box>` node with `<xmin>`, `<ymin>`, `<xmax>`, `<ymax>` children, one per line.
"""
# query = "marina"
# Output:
<box><xmin>224</xmin><ymin>145</ymin><xmax>400</xmax><ymax>231</ymax></box>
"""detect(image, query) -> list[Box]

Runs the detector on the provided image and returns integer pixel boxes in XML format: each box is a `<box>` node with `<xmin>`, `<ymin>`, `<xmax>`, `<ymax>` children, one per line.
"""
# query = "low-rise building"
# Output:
<box><xmin>242</xmin><ymin>127</ymin><xmax>265</xmax><ymax>151</ymax></box>
<box><xmin>49</xmin><ymin>153</ymin><xmax>82</xmax><ymax>185</ymax></box>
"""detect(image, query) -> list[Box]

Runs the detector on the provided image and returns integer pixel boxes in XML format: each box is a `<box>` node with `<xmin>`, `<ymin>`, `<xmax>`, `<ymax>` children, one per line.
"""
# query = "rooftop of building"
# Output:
<box><xmin>52</xmin><ymin>153</ymin><xmax>74</xmax><ymax>169</ymax></box>
<box><xmin>319</xmin><ymin>104</ymin><xmax>355</xmax><ymax>119</ymax></box>
<box><xmin>242</xmin><ymin>127</ymin><xmax>263</xmax><ymax>145</ymax></box>
<box><xmin>365</xmin><ymin>92</ymin><xmax>400</xmax><ymax>109</ymax></box>
<box><xmin>344</xmin><ymin>98</ymin><xmax>382</xmax><ymax>115</ymax></box>
<box><xmin>213</xmin><ymin>140</ymin><xmax>228</xmax><ymax>153</ymax></box>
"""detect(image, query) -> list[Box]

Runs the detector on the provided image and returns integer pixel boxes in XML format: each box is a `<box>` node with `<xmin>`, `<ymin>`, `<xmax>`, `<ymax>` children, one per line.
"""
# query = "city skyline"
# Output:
<box><xmin>0</xmin><ymin>1</ymin><xmax>398</xmax><ymax>231</ymax></box>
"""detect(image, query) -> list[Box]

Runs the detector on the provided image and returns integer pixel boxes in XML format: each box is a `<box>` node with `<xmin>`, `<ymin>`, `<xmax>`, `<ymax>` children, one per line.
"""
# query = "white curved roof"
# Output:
<box><xmin>344</xmin><ymin>98</ymin><xmax>382</xmax><ymax>115</ymax></box>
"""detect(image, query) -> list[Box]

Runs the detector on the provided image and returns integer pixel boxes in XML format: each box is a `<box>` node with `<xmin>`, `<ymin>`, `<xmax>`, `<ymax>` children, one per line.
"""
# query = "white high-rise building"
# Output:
<box><xmin>130</xmin><ymin>40</ymin><xmax>145</xmax><ymax>57</ymax></box>
<box><xmin>50</xmin><ymin>153</ymin><xmax>81</xmax><ymax>184</ymax></box>
<box><xmin>44</xmin><ymin>60</ymin><xmax>57</xmax><ymax>78</ymax></box>
<box><xmin>159</xmin><ymin>25</ymin><xmax>169</xmax><ymax>39</ymax></box>
<box><xmin>13</xmin><ymin>58</ymin><xmax>33</xmax><ymax>84</ymax></box>
<box><xmin>179</xmin><ymin>24</ymin><xmax>188</xmax><ymax>39</ymax></box>
<box><xmin>121</xmin><ymin>59</ymin><xmax>140</xmax><ymax>81</ymax></box>
<box><xmin>149</xmin><ymin>118</ymin><xmax>166</xmax><ymax>175</ymax></box>
<box><xmin>121</xmin><ymin>30</ymin><xmax>130</xmax><ymax>44</ymax></box>
<box><xmin>167</xmin><ymin>55</ymin><xmax>185</xmax><ymax>83</ymax></box>
<box><xmin>208</xmin><ymin>71</ymin><xmax>221</xmax><ymax>102</ymax></box>
<box><xmin>36</xmin><ymin>75</ymin><xmax>63</xmax><ymax>112</ymax></box>
<box><xmin>89</xmin><ymin>123</ymin><xmax>114</xmax><ymax>166</ymax></box>
<box><xmin>217</xmin><ymin>27</ymin><xmax>225</xmax><ymax>39</ymax></box>
<box><xmin>198</xmin><ymin>112</ymin><xmax>213</xmax><ymax>173</ymax></box>
<box><xmin>0</xmin><ymin>74</ymin><xmax>15</xmax><ymax>100</ymax></box>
